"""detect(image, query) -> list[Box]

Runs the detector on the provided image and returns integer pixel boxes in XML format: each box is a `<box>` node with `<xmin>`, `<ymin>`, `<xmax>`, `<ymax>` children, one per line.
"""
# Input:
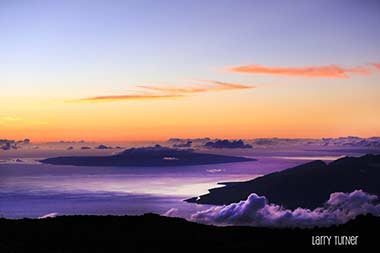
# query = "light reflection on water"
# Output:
<box><xmin>271</xmin><ymin>155</ymin><xmax>345</xmax><ymax>161</ymax></box>
<box><xmin>0</xmin><ymin>161</ymin><xmax>263</xmax><ymax>218</ymax></box>
<box><xmin>0</xmin><ymin>149</ymin><xmax>371</xmax><ymax>218</ymax></box>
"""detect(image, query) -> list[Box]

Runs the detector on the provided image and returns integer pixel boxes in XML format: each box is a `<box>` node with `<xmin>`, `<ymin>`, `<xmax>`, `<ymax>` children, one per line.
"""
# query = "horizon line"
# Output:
<box><xmin>4</xmin><ymin>135</ymin><xmax>380</xmax><ymax>144</ymax></box>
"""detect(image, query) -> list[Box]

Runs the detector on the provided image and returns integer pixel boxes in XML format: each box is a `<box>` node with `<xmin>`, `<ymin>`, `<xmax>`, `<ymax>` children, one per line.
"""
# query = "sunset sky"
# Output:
<box><xmin>1</xmin><ymin>0</ymin><xmax>380</xmax><ymax>142</ymax></box>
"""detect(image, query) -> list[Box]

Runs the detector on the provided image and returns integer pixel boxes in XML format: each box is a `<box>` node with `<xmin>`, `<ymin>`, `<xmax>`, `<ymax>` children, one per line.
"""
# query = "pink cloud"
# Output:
<box><xmin>72</xmin><ymin>80</ymin><xmax>255</xmax><ymax>103</ymax></box>
<box><xmin>75</xmin><ymin>94</ymin><xmax>182</xmax><ymax>103</ymax></box>
<box><xmin>372</xmin><ymin>63</ymin><xmax>380</xmax><ymax>72</ymax></box>
<box><xmin>138</xmin><ymin>80</ymin><xmax>254</xmax><ymax>94</ymax></box>
<box><xmin>225</xmin><ymin>64</ymin><xmax>372</xmax><ymax>78</ymax></box>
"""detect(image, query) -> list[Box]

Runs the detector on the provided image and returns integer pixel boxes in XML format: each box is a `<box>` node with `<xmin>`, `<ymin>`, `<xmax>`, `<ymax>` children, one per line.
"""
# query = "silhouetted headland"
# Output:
<box><xmin>187</xmin><ymin>154</ymin><xmax>380</xmax><ymax>209</ymax></box>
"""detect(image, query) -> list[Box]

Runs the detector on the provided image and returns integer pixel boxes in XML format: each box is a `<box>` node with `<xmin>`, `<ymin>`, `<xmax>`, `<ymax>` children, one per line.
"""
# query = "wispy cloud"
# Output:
<box><xmin>137</xmin><ymin>85</ymin><xmax>208</xmax><ymax>94</ymax></box>
<box><xmin>73</xmin><ymin>94</ymin><xmax>182</xmax><ymax>103</ymax></box>
<box><xmin>201</xmin><ymin>80</ymin><xmax>255</xmax><ymax>90</ymax></box>
<box><xmin>72</xmin><ymin>80</ymin><xmax>255</xmax><ymax>103</ymax></box>
<box><xmin>225</xmin><ymin>64</ymin><xmax>372</xmax><ymax>78</ymax></box>
<box><xmin>138</xmin><ymin>80</ymin><xmax>254</xmax><ymax>94</ymax></box>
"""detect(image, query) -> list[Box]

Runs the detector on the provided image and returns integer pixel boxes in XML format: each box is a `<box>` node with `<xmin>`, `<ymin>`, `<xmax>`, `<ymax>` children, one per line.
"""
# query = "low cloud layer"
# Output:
<box><xmin>0</xmin><ymin>138</ymin><xmax>30</xmax><ymax>151</ymax></box>
<box><xmin>225</xmin><ymin>63</ymin><xmax>377</xmax><ymax>78</ymax></box>
<box><xmin>95</xmin><ymin>144</ymin><xmax>113</xmax><ymax>149</ymax></box>
<box><xmin>191</xmin><ymin>190</ymin><xmax>380</xmax><ymax>228</ymax></box>
<box><xmin>250</xmin><ymin>136</ymin><xmax>380</xmax><ymax>147</ymax></box>
<box><xmin>204</xmin><ymin>139</ymin><xmax>253</xmax><ymax>149</ymax></box>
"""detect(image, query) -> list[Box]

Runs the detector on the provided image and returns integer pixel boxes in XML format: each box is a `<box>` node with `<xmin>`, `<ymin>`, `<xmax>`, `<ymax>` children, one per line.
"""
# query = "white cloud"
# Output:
<box><xmin>38</xmin><ymin>212</ymin><xmax>59</xmax><ymax>219</ymax></box>
<box><xmin>190</xmin><ymin>190</ymin><xmax>380</xmax><ymax>228</ymax></box>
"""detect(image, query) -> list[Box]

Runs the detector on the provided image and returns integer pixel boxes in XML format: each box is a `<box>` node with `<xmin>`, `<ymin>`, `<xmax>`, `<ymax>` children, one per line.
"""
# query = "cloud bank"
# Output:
<box><xmin>0</xmin><ymin>138</ymin><xmax>30</xmax><ymax>151</ymax></box>
<box><xmin>95</xmin><ymin>144</ymin><xmax>113</xmax><ymax>149</ymax></box>
<box><xmin>204</xmin><ymin>139</ymin><xmax>253</xmax><ymax>149</ymax></box>
<box><xmin>226</xmin><ymin>64</ymin><xmax>372</xmax><ymax>78</ymax></box>
<box><xmin>191</xmin><ymin>190</ymin><xmax>380</xmax><ymax>228</ymax></box>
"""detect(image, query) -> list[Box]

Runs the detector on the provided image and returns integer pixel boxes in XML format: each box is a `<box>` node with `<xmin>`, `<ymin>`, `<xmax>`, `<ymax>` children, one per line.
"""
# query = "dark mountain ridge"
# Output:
<box><xmin>187</xmin><ymin>154</ymin><xmax>380</xmax><ymax>209</ymax></box>
<box><xmin>0</xmin><ymin>214</ymin><xmax>378</xmax><ymax>252</ymax></box>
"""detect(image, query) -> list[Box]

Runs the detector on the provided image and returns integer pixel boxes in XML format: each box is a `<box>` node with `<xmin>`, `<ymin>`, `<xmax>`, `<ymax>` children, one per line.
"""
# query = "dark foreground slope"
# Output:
<box><xmin>40</xmin><ymin>145</ymin><xmax>255</xmax><ymax>167</ymax></box>
<box><xmin>187</xmin><ymin>154</ymin><xmax>380</xmax><ymax>209</ymax></box>
<box><xmin>0</xmin><ymin>214</ymin><xmax>378</xmax><ymax>252</ymax></box>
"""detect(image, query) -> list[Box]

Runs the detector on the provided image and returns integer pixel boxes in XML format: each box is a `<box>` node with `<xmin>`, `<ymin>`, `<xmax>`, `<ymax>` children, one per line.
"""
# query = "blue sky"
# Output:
<box><xmin>1</xmin><ymin>0</ymin><xmax>379</xmax><ymax>97</ymax></box>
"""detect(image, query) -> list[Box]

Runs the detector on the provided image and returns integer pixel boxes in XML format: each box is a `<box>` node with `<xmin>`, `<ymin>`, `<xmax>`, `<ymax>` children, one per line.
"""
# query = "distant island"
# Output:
<box><xmin>187</xmin><ymin>154</ymin><xmax>380</xmax><ymax>209</ymax></box>
<box><xmin>40</xmin><ymin>145</ymin><xmax>255</xmax><ymax>167</ymax></box>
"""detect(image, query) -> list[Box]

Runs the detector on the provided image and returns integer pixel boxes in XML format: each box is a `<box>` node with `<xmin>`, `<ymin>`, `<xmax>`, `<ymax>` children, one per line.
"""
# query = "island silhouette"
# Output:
<box><xmin>40</xmin><ymin>144</ymin><xmax>255</xmax><ymax>167</ymax></box>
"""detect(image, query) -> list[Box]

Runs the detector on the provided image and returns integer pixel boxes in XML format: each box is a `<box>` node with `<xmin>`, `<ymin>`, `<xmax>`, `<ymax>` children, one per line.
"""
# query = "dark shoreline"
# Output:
<box><xmin>0</xmin><ymin>214</ymin><xmax>378</xmax><ymax>252</ymax></box>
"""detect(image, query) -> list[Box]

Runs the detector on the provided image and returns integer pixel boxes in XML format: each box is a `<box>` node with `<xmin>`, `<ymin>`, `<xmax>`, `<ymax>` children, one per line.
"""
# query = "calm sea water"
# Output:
<box><xmin>0</xmin><ymin>146</ymin><xmax>372</xmax><ymax>218</ymax></box>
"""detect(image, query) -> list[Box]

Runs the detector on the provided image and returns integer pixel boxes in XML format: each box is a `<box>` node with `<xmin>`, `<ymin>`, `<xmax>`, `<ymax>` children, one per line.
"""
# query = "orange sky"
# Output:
<box><xmin>1</xmin><ymin>75</ymin><xmax>380</xmax><ymax>143</ymax></box>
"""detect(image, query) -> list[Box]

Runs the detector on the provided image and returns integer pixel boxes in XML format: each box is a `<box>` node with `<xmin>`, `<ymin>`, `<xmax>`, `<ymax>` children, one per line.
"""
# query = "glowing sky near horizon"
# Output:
<box><xmin>1</xmin><ymin>0</ymin><xmax>380</xmax><ymax>142</ymax></box>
